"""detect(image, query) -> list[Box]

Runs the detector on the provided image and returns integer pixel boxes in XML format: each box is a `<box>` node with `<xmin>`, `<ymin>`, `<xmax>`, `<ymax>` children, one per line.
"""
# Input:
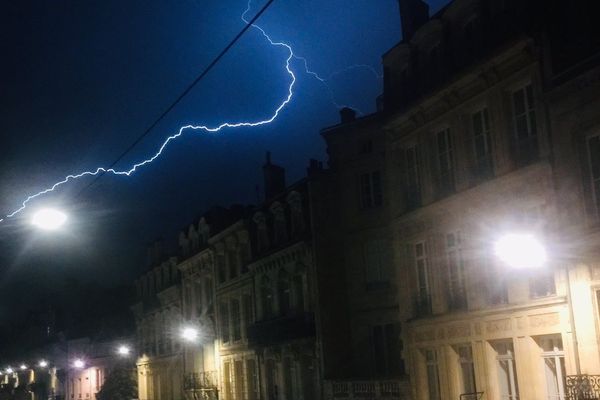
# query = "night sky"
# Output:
<box><xmin>0</xmin><ymin>0</ymin><xmax>449</xmax><ymax>320</ymax></box>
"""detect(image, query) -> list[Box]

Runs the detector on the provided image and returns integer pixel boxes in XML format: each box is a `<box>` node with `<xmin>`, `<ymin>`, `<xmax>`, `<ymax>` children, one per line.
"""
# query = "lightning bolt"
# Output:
<box><xmin>242</xmin><ymin>0</ymin><xmax>382</xmax><ymax>115</ymax></box>
<box><xmin>2</xmin><ymin>1</ymin><xmax>381</xmax><ymax>223</ymax></box>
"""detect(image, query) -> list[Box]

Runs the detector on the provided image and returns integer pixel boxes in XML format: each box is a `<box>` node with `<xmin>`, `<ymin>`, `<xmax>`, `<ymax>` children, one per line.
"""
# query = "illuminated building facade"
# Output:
<box><xmin>132</xmin><ymin>255</ymin><xmax>184</xmax><ymax>400</ymax></box>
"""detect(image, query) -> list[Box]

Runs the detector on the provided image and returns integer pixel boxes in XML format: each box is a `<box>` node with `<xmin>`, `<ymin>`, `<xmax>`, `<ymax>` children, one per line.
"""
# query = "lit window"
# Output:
<box><xmin>537</xmin><ymin>336</ymin><xmax>566</xmax><ymax>400</ymax></box>
<box><xmin>425</xmin><ymin>349</ymin><xmax>441</xmax><ymax>400</ymax></box>
<box><xmin>446</xmin><ymin>232</ymin><xmax>467</xmax><ymax>310</ymax></box>
<box><xmin>493</xmin><ymin>341</ymin><xmax>519</xmax><ymax>400</ymax></box>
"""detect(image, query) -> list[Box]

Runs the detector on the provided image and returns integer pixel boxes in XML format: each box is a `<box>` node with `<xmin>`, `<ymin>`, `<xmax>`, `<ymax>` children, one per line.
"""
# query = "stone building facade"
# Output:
<box><xmin>133</xmin><ymin>255</ymin><xmax>184</xmax><ymax>400</ymax></box>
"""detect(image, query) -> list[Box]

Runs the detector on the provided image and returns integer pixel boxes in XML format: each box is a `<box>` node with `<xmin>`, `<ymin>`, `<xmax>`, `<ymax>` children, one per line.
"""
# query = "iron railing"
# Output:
<box><xmin>327</xmin><ymin>380</ymin><xmax>407</xmax><ymax>399</ymax></box>
<box><xmin>459</xmin><ymin>392</ymin><xmax>484</xmax><ymax>400</ymax></box>
<box><xmin>566</xmin><ymin>375</ymin><xmax>600</xmax><ymax>400</ymax></box>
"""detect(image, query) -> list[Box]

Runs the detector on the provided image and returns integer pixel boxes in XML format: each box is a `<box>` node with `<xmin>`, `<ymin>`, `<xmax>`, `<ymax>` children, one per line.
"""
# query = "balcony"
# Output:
<box><xmin>183</xmin><ymin>371</ymin><xmax>218</xmax><ymax>391</ymax></box>
<box><xmin>566</xmin><ymin>375</ymin><xmax>600</xmax><ymax>399</ymax></box>
<box><xmin>324</xmin><ymin>379</ymin><xmax>408</xmax><ymax>400</ymax></box>
<box><xmin>247</xmin><ymin>312</ymin><xmax>315</xmax><ymax>347</ymax></box>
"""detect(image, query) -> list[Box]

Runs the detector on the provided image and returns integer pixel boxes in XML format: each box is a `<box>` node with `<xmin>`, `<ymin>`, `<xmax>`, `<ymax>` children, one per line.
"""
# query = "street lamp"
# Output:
<box><xmin>180</xmin><ymin>327</ymin><xmax>199</xmax><ymax>343</ymax></box>
<box><xmin>73</xmin><ymin>359</ymin><xmax>85</xmax><ymax>369</ymax></box>
<box><xmin>19</xmin><ymin>364</ymin><xmax>27</xmax><ymax>371</ymax></box>
<box><xmin>38</xmin><ymin>360</ymin><xmax>48</xmax><ymax>368</ymax></box>
<box><xmin>5</xmin><ymin>368</ymin><xmax>13</xmax><ymax>374</ymax></box>
<box><xmin>117</xmin><ymin>345</ymin><xmax>131</xmax><ymax>356</ymax></box>
<box><xmin>494</xmin><ymin>233</ymin><xmax>547</xmax><ymax>269</ymax></box>
<box><xmin>31</xmin><ymin>208</ymin><xmax>67</xmax><ymax>230</ymax></box>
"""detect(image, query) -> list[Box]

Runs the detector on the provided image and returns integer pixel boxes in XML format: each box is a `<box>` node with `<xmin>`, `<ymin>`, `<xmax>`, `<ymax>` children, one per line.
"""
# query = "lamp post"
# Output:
<box><xmin>494</xmin><ymin>232</ymin><xmax>581</xmax><ymax>375</ymax></box>
<box><xmin>31</xmin><ymin>208</ymin><xmax>67</xmax><ymax>230</ymax></box>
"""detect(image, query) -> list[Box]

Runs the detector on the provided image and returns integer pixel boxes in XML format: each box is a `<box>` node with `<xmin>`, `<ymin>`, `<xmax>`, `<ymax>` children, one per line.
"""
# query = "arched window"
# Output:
<box><xmin>261</xmin><ymin>276</ymin><xmax>274</xmax><ymax>319</ymax></box>
<box><xmin>278</xmin><ymin>270</ymin><xmax>291</xmax><ymax>316</ymax></box>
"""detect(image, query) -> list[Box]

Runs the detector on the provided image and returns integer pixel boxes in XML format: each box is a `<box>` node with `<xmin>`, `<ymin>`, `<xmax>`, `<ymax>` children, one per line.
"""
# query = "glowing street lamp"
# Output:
<box><xmin>494</xmin><ymin>233</ymin><xmax>547</xmax><ymax>269</ymax></box>
<box><xmin>180</xmin><ymin>327</ymin><xmax>199</xmax><ymax>343</ymax></box>
<box><xmin>19</xmin><ymin>365</ymin><xmax>27</xmax><ymax>371</ymax></box>
<box><xmin>32</xmin><ymin>208</ymin><xmax>67</xmax><ymax>230</ymax></box>
<box><xmin>5</xmin><ymin>368</ymin><xmax>13</xmax><ymax>374</ymax></box>
<box><xmin>73</xmin><ymin>359</ymin><xmax>85</xmax><ymax>369</ymax></box>
<box><xmin>38</xmin><ymin>360</ymin><xmax>48</xmax><ymax>368</ymax></box>
<box><xmin>117</xmin><ymin>345</ymin><xmax>131</xmax><ymax>356</ymax></box>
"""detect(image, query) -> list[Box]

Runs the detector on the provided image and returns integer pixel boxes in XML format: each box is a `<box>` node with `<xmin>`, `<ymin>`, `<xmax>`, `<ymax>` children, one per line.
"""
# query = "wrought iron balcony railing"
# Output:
<box><xmin>326</xmin><ymin>379</ymin><xmax>408</xmax><ymax>399</ymax></box>
<box><xmin>566</xmin><ymin>374</ymin><xmax>600</xmax><ymax>400</ymax></box>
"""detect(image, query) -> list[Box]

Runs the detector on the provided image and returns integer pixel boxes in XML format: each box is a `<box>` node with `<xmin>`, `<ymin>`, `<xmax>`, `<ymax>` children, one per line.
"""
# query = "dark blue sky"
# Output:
<box><xmin>0</xmin><ymin>0</ymin><xmax>449</xmax><ymax>314</ymax></box>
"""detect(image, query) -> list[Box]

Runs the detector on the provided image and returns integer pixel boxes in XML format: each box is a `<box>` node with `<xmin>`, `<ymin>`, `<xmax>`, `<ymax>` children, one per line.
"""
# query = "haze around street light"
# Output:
<box><xmin>31</xmin><ymin>208</ymin><xmax>67</xmax><ymax>230</ymax></box>
<box><xmin>494</xmin><ymin>233</ymin><xmax>547</xmax><ymax>269</ymax></box>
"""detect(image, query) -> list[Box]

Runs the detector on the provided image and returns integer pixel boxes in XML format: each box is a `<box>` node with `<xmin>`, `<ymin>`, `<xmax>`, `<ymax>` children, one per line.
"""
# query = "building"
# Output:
<box><xmin>337</xmin><ymin>0</ymin><xmax>600</xmax><ymax>399</ymax></box>
<box><xmin>133</xmin><ymin>251</ymin><xmax>184</xmax><ymax>400</ymax></box>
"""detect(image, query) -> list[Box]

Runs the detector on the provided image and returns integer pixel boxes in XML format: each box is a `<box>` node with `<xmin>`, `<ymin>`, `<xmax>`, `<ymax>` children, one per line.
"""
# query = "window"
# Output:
<box><xmin>194</xmin><ymin>280</ymin><xmax>203</xmax><ymax>317</ymax></box>
<box><xmin>283</xmin><ymin>357</ymin><xmax>294</xmax><ymax>400</ymax></box>
<box><xmin>425</xmin><ymin>349</ymin><xmax>441</xmax><ymax>400</ymax></box>
<box><xmin>512</xmin><ymin>84</ymin><xmax>538</xmax><ymax>163</ymax></box>
<box><xmin>456</xmin><ymin>345</ymin><xmax>477</xmax><ymax>395</ymax></box>
<box><xmin>446</xmin><ymin>232</ymin><xmax>467</xmax><ymax>310</ymax></box>
<box><xmin>587</xmin><ymin>135</ymin><xmax>600</xmax><ymax>215</ymax></box>
<box><xmin>234</xmin><ymin>360</ymin><xmax>244</xmax><ymax>400</ymax></box>
<box><xmin>494</xmin><ymin>341</ymin><xmax>519</xmax><ymax>400</ymax></box>
<box><xmin>530</xmin><ymin>270</ymin><xmax>556</xmax><ymax>298</ymax></box>
<box><xmin>405</xmin><ymin>145</ymin><xmax>421</xmax><ymax>209</ymax></box>
<box><xmin>220</xmin><ymin>302</ymin><xmax>230</xmax><ymax>343</ymax></box>
<box><xmin>472</xmin><ymin>107</ymin><xmax>494</xmax><ymax>179</ymax></box>
<box><xmin>231</xmin><ymin>299</ymin><xmax>241</xmax><ymax>341</ymax></box>
<box><xmin>217</xmin><ymin>254</ymin><xmax>226</xmax><ymax>284</ymax></box>
<box><xmin>253</xmin><ymin>212</ymin><xmax>270</xmax><ymax>252</ymax></box>
<box><xmin>437</xmin><ymin>128</ymin><xmax>455</xmax><ymax>195</ymax></box>
<box><xmin>278</xmin><ymin>270</ymin><xmax>291</xmax><ymax>315</ymax></box>
<box><xmin>538</xmin><ymin>336</ymin><xmax>566</xmax><ymax>400</ymax></box>
<box><xmin>488</xmin><ymin>256</ymin><xmax>509</xmax><ymax>305</ymax></box>
<box><xmin>204</xmin><ymin>277</ymin><xmax>214</xmax><ymax>312</ymax></box>
<box><xmin>228</xmin><ymin>248</ymin><xmax>238</xmax><ymax>280</ymax></box>
<box><xmin>372</xmin><ymin>323</ymin><xmax>404</xmax><ymax>377</ymax></box>
<box><xmin>261</xmin><ymin>276</ymin><xmax>274</xmax><ymax>319</ymax></box>
<box><xmin>243</xmin><ymin>294</ymin><xmax>253</xmax><ymax>329</ymax></box>
<box><xmin>246</xmin><ymin>359</ymin><xmax>259</xmax><ymax>400</ymax></box>
<box><xmin>359</xmin><ymin>171</ymin><xmax>383</xmax><ymax>209</ymax></box>
<box><xmin>293</xmin><ymin>274</ymin><xmax>305</xmax><ymax>311</ymax></box>
<box><xmin>223</xmin><ymin>362</ymin><xmax>233</xmax><ymax>400</ymax></box>
<box><xmin>415</xmin><ymin>242</ymin><xmax>431</xmax><ymax>315</ymax></box>
<box><xmin>359</xmin><ymin>139</ymin><xmax>373</xmax><ymax>154</ymax></box>
<box><xmin>364</xmin><ymin>239</ymin><xmax>391</xmax><ymax>289</ymax></box>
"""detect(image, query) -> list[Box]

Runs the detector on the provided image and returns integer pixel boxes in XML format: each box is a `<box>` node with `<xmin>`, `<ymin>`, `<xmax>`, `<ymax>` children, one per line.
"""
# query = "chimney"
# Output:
<box><xmin>263</xmin><ymin>151</ymin><xmax>286</xmax><ymax>200</ymax></box>
<box><xmin>398</xmin><ymin>0</ymin><xmax>429</xmax><ymax>41</ymax></box>
<box><xmin>340</xmin><ymin>107</ymin><xmax>356</xmax><ymax>124</ymax></box>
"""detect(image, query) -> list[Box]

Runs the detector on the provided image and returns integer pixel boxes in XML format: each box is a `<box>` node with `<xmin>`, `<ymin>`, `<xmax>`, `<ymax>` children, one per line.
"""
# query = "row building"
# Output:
<box><xmin>132</xmin><ymin>0</ymin><xmax>600</xmax><ymax>399</ymax></box>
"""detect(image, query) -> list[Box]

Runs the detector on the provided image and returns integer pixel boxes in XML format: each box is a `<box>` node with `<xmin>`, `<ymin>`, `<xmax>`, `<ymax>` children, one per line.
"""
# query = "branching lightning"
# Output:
<box><xmin>2</xmin><ymin>0</ymin><xmax>382</xmax><ymax>223</ymax></box>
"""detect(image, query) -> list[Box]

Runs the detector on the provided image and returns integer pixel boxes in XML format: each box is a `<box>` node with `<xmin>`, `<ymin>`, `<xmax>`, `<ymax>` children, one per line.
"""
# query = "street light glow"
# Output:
<box><xmin>181</xmin><ymin>327</ymin><xmax>199</xmax><ymax>342</ymax></box>
<box><xmin>31</xmin><ymin>208</ymin><xmax>67</xmax><ymax>230</ymax></box>
<box><xmin>38</xmin><ymin>360</ymin><xmax>48</xmax><ymax>368</ymax></box>
<box><xmin>494</xmin><ymin>233</ymin><xmax>547</xmax><ymax>269</ymax></box>
<box><xmin>73</xmin><ymin>359</ymin><xmax>85</xmax><ymax>369</ymax></box>
<box><xmin>19</xmin><ymin>364</ymin><xmax>27</xmax><ymax>370</ymax></box>
<box><xmin>117</xmin><ymin>345</ymin><xmax>131</xmax><ymax>356</ymax></box>
<box><xmin>5</xmin><ymin>368</ymin><xmax>13</xmax><ymax>374</ymax></box>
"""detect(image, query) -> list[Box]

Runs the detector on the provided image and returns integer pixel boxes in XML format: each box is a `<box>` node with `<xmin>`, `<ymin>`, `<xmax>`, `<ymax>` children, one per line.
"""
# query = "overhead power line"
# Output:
<box><xmin>77</xmin><ymin>0</ymin><xmax>277</xmax><ymax>196</ymax></box>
